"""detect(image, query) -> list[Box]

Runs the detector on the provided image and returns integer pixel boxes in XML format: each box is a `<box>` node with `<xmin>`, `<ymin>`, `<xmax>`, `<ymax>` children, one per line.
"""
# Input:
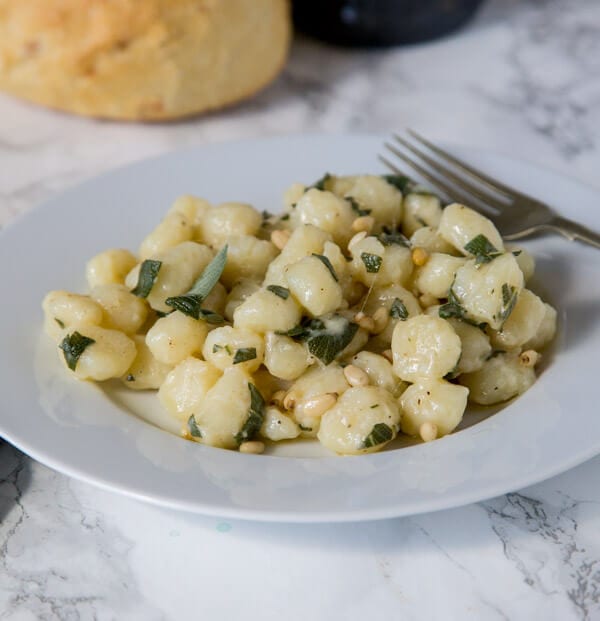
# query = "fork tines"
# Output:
<box><xmin>381</xmin><ymin>130</ymin><xmax>515</xmax><ymax>215</ymax></box>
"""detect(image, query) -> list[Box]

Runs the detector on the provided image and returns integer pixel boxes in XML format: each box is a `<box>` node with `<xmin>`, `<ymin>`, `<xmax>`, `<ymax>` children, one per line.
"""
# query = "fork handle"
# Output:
<box><xmin>544</xmin><ymin>215</ymin><xmax>600</xmax><ymax>250</ymax></box>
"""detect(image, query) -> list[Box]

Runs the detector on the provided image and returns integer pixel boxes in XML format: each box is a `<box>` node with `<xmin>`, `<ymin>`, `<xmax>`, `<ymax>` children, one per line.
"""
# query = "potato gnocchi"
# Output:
<box><xmin>43</xmin><ymin>173</ymin><xmax>557</xmax><ymax>455</ymax></box>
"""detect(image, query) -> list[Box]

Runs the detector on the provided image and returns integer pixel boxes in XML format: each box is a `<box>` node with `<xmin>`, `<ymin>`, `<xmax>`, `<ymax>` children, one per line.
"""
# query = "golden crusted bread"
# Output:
<box><xmin>0</xmin><ymin>0</ymin><xmax>291</xmax><ymax>120</ymax></box>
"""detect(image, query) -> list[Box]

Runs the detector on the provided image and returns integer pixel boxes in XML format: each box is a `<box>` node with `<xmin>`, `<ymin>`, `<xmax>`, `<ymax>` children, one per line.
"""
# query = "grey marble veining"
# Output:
<box><xmin>1</xmin><ymin>0</ymin><xmax>600</xmax><ymax>618</ymax></box>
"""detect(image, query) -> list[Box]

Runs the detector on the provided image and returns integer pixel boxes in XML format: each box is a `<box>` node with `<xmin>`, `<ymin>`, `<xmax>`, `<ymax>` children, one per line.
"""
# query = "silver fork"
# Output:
<box><xmin>380</xmin><ymin>130</ymin><xmax>600</xmax><ymax>250</ymax></box>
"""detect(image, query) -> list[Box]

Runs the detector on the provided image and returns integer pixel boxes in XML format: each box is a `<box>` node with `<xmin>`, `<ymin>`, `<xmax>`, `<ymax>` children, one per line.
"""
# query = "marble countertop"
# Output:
<box><xmin>2</xmin><ymin>0</ymin><xmax>600</xmax><ymax>618</ymax></box>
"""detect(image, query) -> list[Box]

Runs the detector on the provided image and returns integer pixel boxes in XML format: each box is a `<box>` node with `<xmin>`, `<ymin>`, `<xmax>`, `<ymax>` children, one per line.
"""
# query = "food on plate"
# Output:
<box><xmin>42</xmin><ymin>173</ymin><xmax>557</xmax><ymax>455</ymax></box>
<box><xmin>0</xmin><ymin>0</ymin><xmax>290</xmax><ymax>120</ymax></box>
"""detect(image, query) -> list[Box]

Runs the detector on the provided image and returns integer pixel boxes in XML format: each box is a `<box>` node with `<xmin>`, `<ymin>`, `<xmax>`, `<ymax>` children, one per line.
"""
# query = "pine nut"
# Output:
<box><xmin>354</xmin><ymin>311</ymin><xmax>375</xmax><ymax>332</ymax></box>
<box><xmin>301</xmin><ymin>392</ymin><xmax>337</xmax><ymax>418</ymax></box>
<box><xmin>519</xmin><ymin>350</ymin><xmax>539</xmax><ymax>367</ymax></box>
<box><xmin>271</xmin><ymin>390</ymin><xmax>286</xmax><ymax>407</ymax></box>
<box><xmin>419</xmin><ymin>422</ymin><xmax>438</xmax><ymax>443</ymax></box>
<box><xmin>382</xmin><ymin>349</ymin><xmax>393</xmax><ymax>362</ymax></box>
<box><xmin>372</xmin><ymin>306</ymin><xmax>389</xmax><ymax>334</ymax></box>
<box><xmin>343</xmin><ymin>364</ymin><xmax>369</xmax><ymax>387</ymax></box>
<box><xmin>283</xmin><ymin>391</ymin><xmax>298</xmax><ymax>411</ymax></box>
<box><xmin>348</xmin><ymin>231</ymin><xmax>367</xmax><ymax>252</ymax></box>
<box><xmin>271</xmin><ymin>229</ymin><xmax>291</xmax><ymax>250</ymax></box>
<box><xmin>351</xmin><ymin>215</ymin><xmax>375</xmax><ymax>234</ymax></box>
<box><xmin>412</xmin><ymin>247</ymin><xmax>429</xmax><ymax>266</ymax></box>
<box><xmin>239</xmin><ymin>441</ymin><xmax>265</xmax><ymax>454</ymax></box>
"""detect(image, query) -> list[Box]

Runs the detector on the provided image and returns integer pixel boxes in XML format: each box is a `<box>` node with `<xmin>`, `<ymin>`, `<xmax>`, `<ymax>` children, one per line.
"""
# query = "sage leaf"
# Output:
<box><xmin>361</xmin><ymin>252</ymin><xmax>382</xmax><ymax>273</ymax></box>
<box><xmin>311</xmin><ymin>173</ymin><xmax>332</xmax><ymax>191</ymax></box>
<box><xmin>378</xmin><ymin>226</ymin><xmax>410</xmax><ymax>247</ymax></box>
<box><xmin>188</xmin><ymin>414</ymin><xmax>202</xmax><ymax>438</ymax></box>
<box><xmin>59</xmin><ymin>331</ymin><xmax>95</xmax><ymax>371</ymax></box>
<box><xmin>267</xmin><ymin>285</ymin><xmax>290</xmax><ymax>300</ymax></box>
<box><xmin>131</xmin><ymin>259</ymin><xmax>162</xmax><ymax>298</ymax></box>
<box><xmin>499</xmin><ymin>283</ymin><xmax>518</xmax><ymax>324</ymax></box>
<box><xmin>312</xmin><ymin>253</ymin><xmax>339</xmax><ymax>282</ymax></box>
<box><xmin>464</xmin><ymin>234</ymin><xmax>501</xmax><ymax>265</ymax></box>
<box><xmin>390</xmin><ymin>298</ymin><xmax>409</xmax><ymax>320</ymax></box>
<box><xmin>235</xmin><ymin>383</ymin><xmax>265</xmax><ymax>445</ymax></box>
<box><xmin>233</xmin><ymin>347</ymin><xmax>257</xmax><ymax>365</ymax></box>
<box><xmin>305</xmin><ymin>320</ymin><xmax>358</xmax><ymax>366</ymax></box>
<box><xmin>347</xmin><ymin>196</ymin><xmax>372</xmax><ymax>217</ymax></box>
<box><xmin>381</xmin><ymin>174</ymin><xmax>412</xmax><ymax>193</ymax></box>
<box><xmin>362</xmin><ymin>423</ymin><xmax>393</xmax><ymax>449</ymax></box>
<box><xmin>186</xmin><ymin>245</ymin><xmax>228</xmax><ymax>299</ymax></box>
<box><xmin>165</xmin><ymin>245</ymin><xmax>228</xmax><ymax>318</ymax></box>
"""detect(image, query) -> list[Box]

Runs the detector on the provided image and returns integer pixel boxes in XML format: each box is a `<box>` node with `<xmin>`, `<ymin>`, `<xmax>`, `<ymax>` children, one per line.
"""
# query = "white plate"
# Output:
<box><xmin>1</xmin><ymin>134</ymin><xmax>600</xmax><ymax>523</ymax></box>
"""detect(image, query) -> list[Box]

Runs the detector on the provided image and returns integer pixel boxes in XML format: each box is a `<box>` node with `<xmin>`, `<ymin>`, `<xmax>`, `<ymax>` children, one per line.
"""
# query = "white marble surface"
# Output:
<box><xmin>2</xmin><ymin>0</ymin><xmax>600</xmax><ymax>618</ymax></box>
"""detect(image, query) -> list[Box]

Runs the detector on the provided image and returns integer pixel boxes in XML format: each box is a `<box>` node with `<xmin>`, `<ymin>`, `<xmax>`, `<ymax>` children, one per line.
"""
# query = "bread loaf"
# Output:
<box><xmin>0</xmin><ymin>0</ymin><xmax>291</xmax><ymax>120</ymax></box>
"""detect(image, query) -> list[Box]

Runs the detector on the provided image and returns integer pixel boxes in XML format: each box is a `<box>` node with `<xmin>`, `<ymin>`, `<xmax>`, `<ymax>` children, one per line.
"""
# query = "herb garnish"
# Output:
<box><xmin>54</xmin><ymin>318</ymin><xmax>65</xmax><ymax>329</ymax></box>
<box><xmin>347</xmin><ymin>196</ymin><xmax>372</xmax><ymax>217</ymax></box>
<box><xmin>463</xmin><ymin>234</ymin><xmax>501</xmax><ymax>265</ymax></box>
<box><xmin>311</xmin><ymin>173</ymin><xmax>332</xmax><ymax>191</ymax></box>
<box><xmin>188</xmin><ymin>414</ymin><xmax>202</xmax><ymax>438</ymax></box>
<box><xmin>267</xmin><ymin>285</ymin><xmax>290</xmax><ymax>300</ymax></box>
<box><xmin>233</xmin><ymin>348</ymin><xmax>257</xmax><ymax>365</ymax></box>
<box><xmin>381</xmin><ymin>174</ymin><xmax>412</xmax><ymax>193</ymax></box>
<box><xmin>312</xmin><ymin>253</ymin><xmax>339</xmax><ymax>282</ymax></box>
<box><xmin>438</xmin><ymin>289</ymin><xmax>465</xmax><ymax>320</ymax></box>
<box><xmin>362</xmin><ymin>423</ymin><xmax>393</xmax><ymax>448</ymax></box>
<box><xmin>278</xmin><ymin>315</ymin><xmax>359</xmax><ymax>365</ymax></box>
<box><xmin>361</xmin><ymin>252</ymin><xmax>383</xmax><ymax>273</ymax></box>
<box><xmin>131</xmin><ymin>259</ymin><xmax>162</xmax><ymax>298</ymax></box>
<box><xmin>59</xmin><ymin>331</ymin><xmax>95</xmax><ymax>371</ymax></box>
<box><xmin>499</xmin><ymin>283</ymin><xmax>518</xmax><ymax>324</ymax></box>
<box><xmin>390</xmin><ymin>298</ymin><xmax>409</xmax><ymax>320</ymax></box>
<box><xmin>235</xmin><ymin>383</ymin><xmax>265</xmax><ymax>445</ymax></box>
<box><xmin>165</xmin><ymin>245</ymin><xmax>228</xmax><ymax>319</ymax></box>
<box><xmin>378</xmin><ymin>226</ymin><xmax>410</xmax><ymax>247</ymax></box>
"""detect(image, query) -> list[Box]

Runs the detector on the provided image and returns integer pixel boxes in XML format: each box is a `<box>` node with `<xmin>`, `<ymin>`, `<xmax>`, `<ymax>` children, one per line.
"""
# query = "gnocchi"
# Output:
<box><xmin>44</xmin><ymin>172</ymin><xmax>556</xmax><ymax>455</ymax></box>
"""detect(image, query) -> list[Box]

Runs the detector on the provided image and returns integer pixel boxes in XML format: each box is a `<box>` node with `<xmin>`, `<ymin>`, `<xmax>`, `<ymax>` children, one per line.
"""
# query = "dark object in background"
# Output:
<box><xmin>293</xmin><ymin>0</ymin><xmax>485</xmax><ymax>47</ymax></box>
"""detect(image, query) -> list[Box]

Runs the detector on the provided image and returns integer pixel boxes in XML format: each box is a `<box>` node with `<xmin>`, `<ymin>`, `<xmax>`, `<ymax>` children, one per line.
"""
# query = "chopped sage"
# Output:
<box><xmin>267</xmin><ymin>285</ymin><xmax>290</xmax><ymax>300</ymax></box>
<box><xmin>279</xmin><ymin>315</ymin><xmax>358</xmax><ymax>365</ymax></box>
<box><xmin>125</xmin><ymin>374</ymin><xmax>135</xmax><ymax>382</ymax></box>
<box><xmin>464</xmin><ymin>234</ymin><xmax>501</xmax><ymax>265</ymax></box>
<box><xmin>54</xmin><ymin>318</ymin><xmax>65</xmax><ymax>329</ymax></box>
<box><xmin>235</xmin><ymin>383</ymin><xmax>265</xmax><ymax>445</ymax></box>
<box><xmin>312</xmin><ymin>253</ymin><xmax>338</xmax><ymax>282</ymax></box>
<box><xmin>59</xmin><ymin>331</ymin><xmax>95</xmax><ymax>371</ymax></box>
<box><xmin>188</xmin><ymin>414</ymin><xmax>202</xmax><ymax>438</ymax></box>
<box><xmin>213</xmin><ymin>343</ymin><xmax>233</xmax><ymax>355</ymax></box>
<box><xmin>233</xmin><ymin>347</ymin><xmax>257</xmax><ymax>365</ymax></box>
<box><xmin>311</xmin><ymin>173</ymin><xmax>332</xmax><ymax>191</ymax></box>
<box><xmin>378</xmin><ymin>226</ymin><xmax>410</xmax><ymax>247</ymax></box>
<box><xmin>165</xmin><ymin>245</ymin><xmax>228</xmax><ymax>318</ymax></box>
<box><xmin>280</xmin><ymin>213</ymin><xmax>290</xmax><ymax>221</ymax></box>
<box><xmin>361</xmin><ymin>252</ymin><xmax>383</xmax><ymax>273</ymax></box>
<box><xmin>381</xmin><ymin>174</ymin><xmax>412</xmax><ymax>193</ymax></box>
<box><xmin>131</xmin><ymin>259</ymin><xmax>162</xmax><ymax>298</ymax></box>
<box><xmin>298</xmin><ymin>424</ymin><xmax>313</xmax><ymax>432</ymax></box>
<box><xmin>390</xmin><ymin>298</ymin><xmax>409</xmax><ymax>320</ymax></box>
<box><xmin>499</xmin><ymin>283</ymin><xmax>518</xmax><ymax>324</ymax></box>
<box><xmin>347</xmin><ymin>196</ymin><xmax>372</xmax><ymax>217</ymax></box>
<box><xmin>439</xmin><ymin>289</ymin><xmax>465</xmax><ymax>320</ymax></box>
<box><xmin>362</xmin><ymin>423</ymin><xmax>393</xmax><ymax>449</ymax></box>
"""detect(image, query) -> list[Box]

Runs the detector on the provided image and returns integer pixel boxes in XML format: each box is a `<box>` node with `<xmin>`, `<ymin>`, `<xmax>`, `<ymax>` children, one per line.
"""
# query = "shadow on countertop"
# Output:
<box><xmin>0</xmin><ymin>440</ymin><xmax>31</xmax><ymax>525</ymax></box>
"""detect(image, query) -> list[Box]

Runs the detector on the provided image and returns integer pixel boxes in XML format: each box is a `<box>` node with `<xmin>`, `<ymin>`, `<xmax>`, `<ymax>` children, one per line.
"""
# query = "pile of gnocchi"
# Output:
<box><xmin>42</xmin><ymin>172</ymin><xmax>557</xmax><ymax>455</ymax></box>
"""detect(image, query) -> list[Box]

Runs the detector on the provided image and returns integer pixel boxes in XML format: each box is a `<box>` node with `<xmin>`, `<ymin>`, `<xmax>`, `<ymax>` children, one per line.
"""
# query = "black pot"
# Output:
<box><xmin>293</xmin><ymin>0</ymin><xmax>485</xmax><ymax>47</ymax></box>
